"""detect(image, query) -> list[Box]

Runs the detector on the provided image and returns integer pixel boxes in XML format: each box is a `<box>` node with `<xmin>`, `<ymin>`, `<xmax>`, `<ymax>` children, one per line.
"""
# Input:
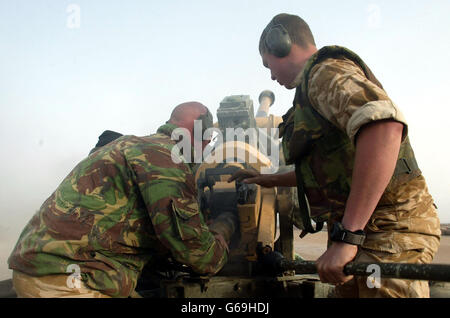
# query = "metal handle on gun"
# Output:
<box><xmin>278</xmin><ymin>259</ymin><xmax>450</xmax><ymax>282</ymax></box>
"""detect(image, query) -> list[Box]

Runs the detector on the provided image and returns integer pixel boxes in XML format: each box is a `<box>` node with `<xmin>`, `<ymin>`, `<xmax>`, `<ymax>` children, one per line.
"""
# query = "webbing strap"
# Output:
<box><xmin>394</xmin><ymin>157</ymin><xmax>419</xmax><ymax>176</ymax></box>
<box><xmin>294</xmin><ymin>164</ymin><xmax>324</xmax><ymax>236</ymax></box>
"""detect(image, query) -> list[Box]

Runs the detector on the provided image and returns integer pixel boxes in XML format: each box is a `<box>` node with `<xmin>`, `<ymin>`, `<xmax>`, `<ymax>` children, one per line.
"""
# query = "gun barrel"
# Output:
<box><xmin>279</xmin><ymin>260</ymin><xmax>450</xmax><ymax>282</ymax></box>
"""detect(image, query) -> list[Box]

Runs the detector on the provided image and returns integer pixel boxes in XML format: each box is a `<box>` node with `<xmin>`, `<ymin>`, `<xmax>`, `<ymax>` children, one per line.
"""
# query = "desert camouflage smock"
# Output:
<box><xmin>281</xmin><ymin>46</ymin><xmax>440</xmax><ymax>253</ymax></box>
<box><xmin>8</xmin><ymin>123</ymin><xmax>228</xmax><ymax>297</ymax></box>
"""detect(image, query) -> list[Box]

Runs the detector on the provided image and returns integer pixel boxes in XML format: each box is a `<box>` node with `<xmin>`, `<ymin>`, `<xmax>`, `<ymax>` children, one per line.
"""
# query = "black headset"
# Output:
<box><xmin>264</xmin><ymin>24</ymin><xmax>292</xmax><ymax>58</ymax></box>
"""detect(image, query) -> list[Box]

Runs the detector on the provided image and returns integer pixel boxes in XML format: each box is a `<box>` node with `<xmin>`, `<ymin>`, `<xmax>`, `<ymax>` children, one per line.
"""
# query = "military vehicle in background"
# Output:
<box><xmin>441</xmin><ymin>225</ymin><xmax>450</xmax><ymax>236</ymax></box>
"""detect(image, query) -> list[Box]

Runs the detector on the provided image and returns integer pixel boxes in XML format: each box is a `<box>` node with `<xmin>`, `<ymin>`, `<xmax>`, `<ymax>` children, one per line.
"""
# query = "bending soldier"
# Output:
<box><xmin>8</xmin><ymin>102</ymin><xmax>237</xmax><ymax>298</ymax></box>
<box><xmin>230</xmin><ymin>13</ymin><xmax>441</xmax><ymax>298</ymax></box>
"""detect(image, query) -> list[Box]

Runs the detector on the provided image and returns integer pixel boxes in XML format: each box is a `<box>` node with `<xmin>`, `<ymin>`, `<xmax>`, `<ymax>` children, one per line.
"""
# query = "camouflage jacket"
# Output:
<box><xmin>8</xmin><ymin>123</ymin><xmax>228</xmax><ymax>297</ymax></box>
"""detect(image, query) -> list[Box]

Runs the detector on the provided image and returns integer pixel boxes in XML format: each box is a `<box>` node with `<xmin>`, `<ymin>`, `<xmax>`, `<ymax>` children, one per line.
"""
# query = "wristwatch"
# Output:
<box><xmin>330</xmin><ymin>222</ymin><xmax>366</xmax><ymax>246</ymax></box>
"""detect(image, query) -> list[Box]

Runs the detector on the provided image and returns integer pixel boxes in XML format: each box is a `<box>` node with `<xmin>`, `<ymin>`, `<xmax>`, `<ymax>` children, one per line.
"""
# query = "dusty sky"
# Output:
<box><xmin>1</xmin><ymin>0</ymin><xmax>449</xmax><ymax>279</ymax></box>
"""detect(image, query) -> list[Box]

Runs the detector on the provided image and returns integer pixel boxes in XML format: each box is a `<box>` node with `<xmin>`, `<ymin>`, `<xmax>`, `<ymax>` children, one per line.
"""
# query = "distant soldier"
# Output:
<box><xmin>8</xmin><ymin>102</ymin><xmax>237</xmax><ymax>298</ymax></box>
<box><xmin>230</xmin><ymin>13</ymin><xmax>441</xmax><ymax>297</ymax></box>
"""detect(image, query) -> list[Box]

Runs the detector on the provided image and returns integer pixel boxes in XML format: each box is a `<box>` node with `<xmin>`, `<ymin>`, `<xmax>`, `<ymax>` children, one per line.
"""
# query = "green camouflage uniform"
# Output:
<box><xmin>8</xmin><ymin>123</ymin><xmax>228</xmax><ymax>297</ymax></box>
<box><xmin>282</xmin><ymin>46</ymin><xmax>441</xmax><ymax>298</ymax></box>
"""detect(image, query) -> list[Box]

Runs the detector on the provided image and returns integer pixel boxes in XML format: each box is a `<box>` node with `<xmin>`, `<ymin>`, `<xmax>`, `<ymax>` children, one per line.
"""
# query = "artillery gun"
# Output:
<box><xmin>143</xmin><ymin>91</ymin><xmax>314</xmax><ymax>298</ymax></box>
<box><xmin>1</xmin><ymin>91</ymin><xmax>449</xmax><ymax>299</ymax></box>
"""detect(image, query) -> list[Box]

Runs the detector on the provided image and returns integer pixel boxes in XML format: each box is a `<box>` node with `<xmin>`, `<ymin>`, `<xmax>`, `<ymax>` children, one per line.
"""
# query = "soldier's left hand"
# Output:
<box><xmin>315</xmin><ymin>242</ymin><xmax>358</xmax><ymax>285</ymax></box>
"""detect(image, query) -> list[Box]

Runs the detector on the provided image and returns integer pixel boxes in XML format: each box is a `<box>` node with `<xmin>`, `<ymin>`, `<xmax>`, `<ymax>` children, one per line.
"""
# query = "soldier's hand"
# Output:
<box><xmin>228</xmin><ymin>169</ymin><xmax>276</xmax><ymax>188</ymax></box>
<box><xmin>315</xmin><ymin>242</ymin><xmax>358</xmax><ymax>285</ymax></box>
<box><xmin>209</xmin><ymin>212</ymin><xmax>238</xmax><ymax>244</ymax></box>
<box><xmin>227</xmin><ymin>169</ymin><xmax>260</xmax><ymax>183</ymax></box>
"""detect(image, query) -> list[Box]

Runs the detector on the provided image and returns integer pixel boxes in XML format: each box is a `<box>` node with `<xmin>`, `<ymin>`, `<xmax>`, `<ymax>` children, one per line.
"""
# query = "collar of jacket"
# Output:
<box><xmin>290</xmin><ymin>45</ymin><xmax>355</xmax><ymax>89</ymax></box>
<box><xmin>156</xmin><ymin>122</ymin><xmax>179</xmax><ymax>137</ymax></box>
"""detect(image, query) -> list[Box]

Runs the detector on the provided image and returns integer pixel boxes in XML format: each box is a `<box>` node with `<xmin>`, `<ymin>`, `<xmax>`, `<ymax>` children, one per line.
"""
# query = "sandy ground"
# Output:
<box><xmin>1</xmin><ymin>230</ymin><xmax>449</xmax><ymax>281</ymax></box>
<box><xmin>293</xmin><ymin>229</ymin><xmax>450</xmax><ymax>263</ymax></box>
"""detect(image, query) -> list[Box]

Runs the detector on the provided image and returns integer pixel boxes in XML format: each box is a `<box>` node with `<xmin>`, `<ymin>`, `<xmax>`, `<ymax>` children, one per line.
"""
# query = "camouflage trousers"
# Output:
<box><xmin>12</xmin><ymin>271</ymin><xmax>111</xmax><ymax>298</ymax></box>
<box><xmin>327</xmin><ymin>176</ymin><xmax>441</xmax><ymax>298</ymax></box>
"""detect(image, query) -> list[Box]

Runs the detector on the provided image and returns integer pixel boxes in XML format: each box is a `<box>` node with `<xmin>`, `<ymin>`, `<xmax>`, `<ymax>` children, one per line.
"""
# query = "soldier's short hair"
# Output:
<box><xmin>259</xmin><ymin>13</ymin><xmax>316</xmax><ymax>54</ymax></box>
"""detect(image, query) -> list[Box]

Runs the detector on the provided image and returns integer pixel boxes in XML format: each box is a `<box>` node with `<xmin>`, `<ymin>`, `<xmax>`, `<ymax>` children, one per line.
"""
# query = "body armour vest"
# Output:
<box><xmin>279</xmin><ymin>45</ymin><xmax>421</xmax><ymax>233</ymax></box>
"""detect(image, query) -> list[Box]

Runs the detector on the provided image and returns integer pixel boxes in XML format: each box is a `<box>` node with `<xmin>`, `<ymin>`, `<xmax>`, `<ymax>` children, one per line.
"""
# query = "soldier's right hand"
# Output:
<box><xmin>228</xmin><ymin>169</ymin><xmax>276</xmax><ymax>188</ymax></box>
<box><xmin>227</xmin><ymin>169</ymin><xmax>261</xmax><ymax>183</ymax></box>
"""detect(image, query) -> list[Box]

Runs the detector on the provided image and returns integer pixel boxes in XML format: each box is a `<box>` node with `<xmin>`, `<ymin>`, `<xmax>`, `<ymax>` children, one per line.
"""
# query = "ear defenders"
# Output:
<box><xmin>195</xmin><ymin>109</ymin><xmax>214</xmax><ymax>141</ymax></box>
<box><xmin>264</xmin><ymin>24</ymin><xmax>292</xmax><ymax>58</ymax></box>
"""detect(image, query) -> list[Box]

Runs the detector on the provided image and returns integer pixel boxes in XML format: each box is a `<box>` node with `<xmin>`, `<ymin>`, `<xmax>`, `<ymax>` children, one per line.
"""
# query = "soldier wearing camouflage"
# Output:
<box><xmin>8</xmin><ymin>106</ymin><xmax>233</xmax><ymax>298</ymax></box>
<box><xmin>283</xmin><ymin>45</ymin><xmax>441</xmax><ymax>297</ymax></box>
<box><xmin>250</xmin><ymin>13</ymin><xmax>442</xmax><ymax>298</ymax></box>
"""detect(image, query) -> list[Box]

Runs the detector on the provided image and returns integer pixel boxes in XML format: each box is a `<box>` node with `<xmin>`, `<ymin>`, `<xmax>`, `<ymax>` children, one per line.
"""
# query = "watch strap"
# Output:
<box><xmin>340</xmin><ymin>229</ymin><xmax>366</xmax><ymax>245</ymax></box>
<box><xmin>332</xmin><ymin>222</ymin><xmax>366</xmax><ymax>246</ymax></box>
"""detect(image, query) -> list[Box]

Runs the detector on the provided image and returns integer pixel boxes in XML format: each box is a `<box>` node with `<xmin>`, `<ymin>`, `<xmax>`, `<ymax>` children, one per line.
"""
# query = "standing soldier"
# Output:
<box><xmin>230</xmin><ymin>13</ymin><xmax>441</xmax><ymax>297</ymax></box>
<box><xmin>8</xmin><ymin>102</ymin><xmax>237</xmax><ymax>298</ymax></box>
